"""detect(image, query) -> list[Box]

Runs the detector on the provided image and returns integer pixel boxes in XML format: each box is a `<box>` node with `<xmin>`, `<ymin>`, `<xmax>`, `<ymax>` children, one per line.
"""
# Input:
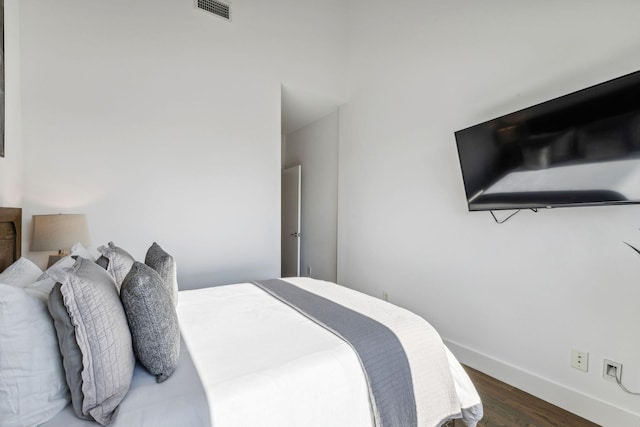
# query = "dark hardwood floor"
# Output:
<box><xmin>455</xmin><ymin>366</ymin><xmax>600</xmax><ymax>427</ymax></box>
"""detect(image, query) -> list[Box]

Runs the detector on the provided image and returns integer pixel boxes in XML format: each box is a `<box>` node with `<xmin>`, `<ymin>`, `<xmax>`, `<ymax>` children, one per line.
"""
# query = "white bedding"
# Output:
<box><xmin>41</xmin><ymin>278</ymin><xmax>481</xmax><ymax>427</ymax></box>
<box><xmin>177</xmin><ymin>278</ymin><xmax>482</xmax><ymax>427</ymax></box>
<box><xmin>40</xmin><ymin>336</ymin><xmax>210</xmax><ymax>427</ymax></box>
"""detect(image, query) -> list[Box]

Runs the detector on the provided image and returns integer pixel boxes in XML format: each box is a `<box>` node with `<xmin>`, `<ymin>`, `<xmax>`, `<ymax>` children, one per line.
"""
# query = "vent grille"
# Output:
<box><xmin>197</xmin><ymin>0</ymin><xmax>231</xmax><ymax>20</ymax></box>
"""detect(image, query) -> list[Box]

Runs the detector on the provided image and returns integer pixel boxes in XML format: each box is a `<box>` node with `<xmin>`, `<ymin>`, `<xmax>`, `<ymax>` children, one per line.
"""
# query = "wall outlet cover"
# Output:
<box><xmin>571</xmin><ymin>350</ymin><xmax>588</xmax><ymax>372</ymax></box>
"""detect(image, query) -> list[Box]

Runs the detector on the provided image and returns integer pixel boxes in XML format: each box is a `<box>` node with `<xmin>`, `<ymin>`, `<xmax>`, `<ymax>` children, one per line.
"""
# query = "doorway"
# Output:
<box><xmin>281</xmin><ymin>165</ymin><xmax>301</xmax><ymax>277</ymax></box>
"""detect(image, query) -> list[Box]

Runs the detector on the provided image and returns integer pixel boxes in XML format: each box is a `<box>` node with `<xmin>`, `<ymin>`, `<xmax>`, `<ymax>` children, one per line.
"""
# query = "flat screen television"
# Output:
<box><xmin>455</xmin><ymin>70</ymin><xmax>640</xmax><ymax>211</ymax></box>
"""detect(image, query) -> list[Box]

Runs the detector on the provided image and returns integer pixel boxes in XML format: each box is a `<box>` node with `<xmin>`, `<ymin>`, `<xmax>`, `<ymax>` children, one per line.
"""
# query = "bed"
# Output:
<box><xmin>0</xmin><ymin>207</ymin><xmax>482</xmax><ymax>427</ymax></box>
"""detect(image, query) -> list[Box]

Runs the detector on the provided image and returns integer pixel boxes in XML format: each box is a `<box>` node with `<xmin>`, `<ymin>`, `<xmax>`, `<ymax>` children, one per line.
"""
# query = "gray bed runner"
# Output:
<box><xmin>253</xmin><ymin>279</ymin><xmax>417</xmax><ymax>427</ymax></box>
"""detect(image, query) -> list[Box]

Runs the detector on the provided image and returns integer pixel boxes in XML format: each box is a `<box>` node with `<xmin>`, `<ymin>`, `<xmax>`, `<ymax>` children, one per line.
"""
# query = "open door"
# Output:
<box><xmin>281</xmin><ymin>165</ymin><xmax>301</xmax><ymax>277</ymax></box>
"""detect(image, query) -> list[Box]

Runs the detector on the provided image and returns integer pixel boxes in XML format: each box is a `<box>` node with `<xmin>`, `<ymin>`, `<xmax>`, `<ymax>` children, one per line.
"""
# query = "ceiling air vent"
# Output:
<box><xmin>197</xmin><ymin>0</ymin><xmax>231</xmax><ymax>21</ymax></box>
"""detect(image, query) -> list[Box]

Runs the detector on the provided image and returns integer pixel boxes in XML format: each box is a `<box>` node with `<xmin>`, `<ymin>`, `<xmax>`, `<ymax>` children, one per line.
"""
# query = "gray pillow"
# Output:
<box><xmin>97</xmin><ymin>242</ymin><xmax>135</xmax><ymax>291</ymax></box>
<box><xmin>144</xmin><ymin>242</ymin><xmax>178</xmax><ymax>306</ymax></box>
<box><xmin>48</xmin><ymin>283</ymin><xmax>90</xmax><ymax>421</ymax></box>
<box><xmin>121</xmin><ymin>262</ymin><xmax>180</xmax><ymax>383</ymax></box>
<box><xmin>47</xmin><ymin>258</ymin><xmax>135</xmax><ymax>426</ymax></box>
<box><xmin>95</xmin><ymin>255</ymin><xmax>109</xmax><ymax>270</ymax></box>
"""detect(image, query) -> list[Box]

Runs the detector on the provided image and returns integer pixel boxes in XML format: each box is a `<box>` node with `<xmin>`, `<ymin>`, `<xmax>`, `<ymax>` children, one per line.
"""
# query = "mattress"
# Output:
<box><xmin>43</xmin><ymin>278</ymin><xmax>482</xmax><ymax>427</ymax></box>
<box><xmin>178</xmin><ymin>278</ymin><xmax>482</xmax><ymax>427</ymax></box>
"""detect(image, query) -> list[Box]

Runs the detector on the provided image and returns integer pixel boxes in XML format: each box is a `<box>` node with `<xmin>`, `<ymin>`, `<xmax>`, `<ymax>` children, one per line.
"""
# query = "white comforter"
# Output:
<box><xmin>177</xmin><ymin>278</ymin><xmax>481</xmax><ymax>427</ymax></box>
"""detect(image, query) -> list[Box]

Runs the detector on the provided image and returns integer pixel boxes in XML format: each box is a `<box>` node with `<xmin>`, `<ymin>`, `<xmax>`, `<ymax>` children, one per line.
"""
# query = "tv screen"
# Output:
<box><xmin>455</xmin><ymin>70</ymin><xmax>640</xmax><ymax>211</ymax></box>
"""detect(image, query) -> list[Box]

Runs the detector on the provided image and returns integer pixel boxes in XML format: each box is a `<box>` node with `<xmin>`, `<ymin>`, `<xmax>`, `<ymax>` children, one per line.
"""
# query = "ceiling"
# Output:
<box><xmin>281</xmin><ymin>85</ymin><xmax>345</xmax><ymax>135</ymax></box>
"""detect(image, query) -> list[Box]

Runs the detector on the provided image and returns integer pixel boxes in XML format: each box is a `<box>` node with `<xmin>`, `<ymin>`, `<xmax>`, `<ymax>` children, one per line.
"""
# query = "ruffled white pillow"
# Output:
<box><xmin>47</xmin><ymin>258</ymin><xmax>135</xmax><ymax>425</ymax></box>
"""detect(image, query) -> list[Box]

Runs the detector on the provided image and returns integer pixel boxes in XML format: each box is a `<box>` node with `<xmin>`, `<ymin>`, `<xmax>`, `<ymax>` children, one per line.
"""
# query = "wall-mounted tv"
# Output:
<box><xmin>455</xmin><ymin>70</ymin><xmax>640</xmax><ymax>211</ymax></box>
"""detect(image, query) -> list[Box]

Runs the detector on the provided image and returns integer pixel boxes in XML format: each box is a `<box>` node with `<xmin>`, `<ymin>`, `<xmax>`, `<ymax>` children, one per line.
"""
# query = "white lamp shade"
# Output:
<box><xmin>31</xmin><ymin>214</ymin><xmax>91</xmax><ymax>252</ymax></box>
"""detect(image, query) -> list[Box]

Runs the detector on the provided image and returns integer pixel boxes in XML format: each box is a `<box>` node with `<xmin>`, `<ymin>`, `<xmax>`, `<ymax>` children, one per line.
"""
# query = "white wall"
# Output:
<box><xmin>11</xmin><ymin>0</ymin><xmax>347</xmax><ymax>287</ymax></box>
<box><xmin>6</xmin><ymin>0</ymin><xmax>640</xmax><ymax>423</ymax></box>
<box><xmin>0</xmin><ymin>0</ymin><xmax>22</xmax><ymax>207</ymax></box>
<box><xmin>338</xmin><ymin>1</ymin><xmax>640</xmax><ymax>425</ymax></box>
<box><xmin>285</xmin><ymin>110</ymin><xmax>338</xmax><ymax>282</ymax></box>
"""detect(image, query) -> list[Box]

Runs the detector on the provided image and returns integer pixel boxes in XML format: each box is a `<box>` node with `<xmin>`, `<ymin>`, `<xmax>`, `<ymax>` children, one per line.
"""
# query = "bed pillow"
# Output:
<box><xmin>0</xmin><ymin>283</ymin><xmax>69</xmax><ymax>426</ymax></box>
<box><xmin>70</xmin><ymin>242</ymin><xmax>100</xmax><ymax>262</ymax></box>
<box><xmin>47</xmin><ymin>258</ymin><xmax>135</xmax><ymax>425</ymax></box>
<box><xmin>48</xmin><ymin>283</ymin><xmax>92</xmax><ymax>421</ymax></box>
<box><xmin>38</xmin><ymin>243</ymin><xmax>101</xmax><ymax>282</ymax></box>
<box><xmin>121</xmin><ymin>262</ymin><xmax>180</xmax><ymax>383</ymax></box>
<box><xmin>24</xmin><ymin>275</ymin><xmax>57</xmax><ymax>295</ymax></box>
<box><xmin>144</xmin><ymin>242</ymin><xmax>178</xmax><ymax>306</ymax></box>
<box><xmin>0</xmin><ymin>257</ymin><xmax>44</xmax><ymax>287</ymax></box>
<box><xmin>97</xmin><ymin>242</ymin><xmax>136</xmax><ymax>291</ymax></box>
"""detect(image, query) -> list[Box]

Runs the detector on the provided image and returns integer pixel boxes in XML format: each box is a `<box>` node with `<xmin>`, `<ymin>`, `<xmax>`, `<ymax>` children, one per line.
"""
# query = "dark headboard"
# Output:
<box><xmin>0</xmin><ymin>207</ymin><xmax>22</xmax><ymax>272</ymax></box>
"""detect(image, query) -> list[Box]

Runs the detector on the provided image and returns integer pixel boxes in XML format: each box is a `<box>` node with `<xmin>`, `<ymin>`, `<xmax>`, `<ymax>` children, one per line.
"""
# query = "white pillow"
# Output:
<box><xmin>70</xmin><ymin>242</ymin><xmax>100</xmax><ymax>262</ymax></box>
<box><xmin>0</xmin><ymin>283</ymin><xmax>70</xmax><ymax>426</ymax></box>
<box><xmin>0</xmin><ymin>257</ymin><xmax>44</xmax><ymax>287</ymax></box>
<box><xmin>25</xmin><ymin>276</ymin><xmax>57</xmax><ymax>295</ymax></box>
<box><xmin>38</xmin><ymin>242</ymin><xmax>100</xmax><ymax>281</ymax></box>
<box><xmin>41</xmin><ymin>255</ymin><xmax>76</xmax><ymax>279</ymax></box>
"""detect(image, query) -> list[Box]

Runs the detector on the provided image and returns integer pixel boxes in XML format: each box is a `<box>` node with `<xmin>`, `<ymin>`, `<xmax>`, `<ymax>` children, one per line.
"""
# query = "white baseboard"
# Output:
<box><xmin>444</xmin><ymin>339</ymin><xmax>640</xmax><ymax>427</ymax></box>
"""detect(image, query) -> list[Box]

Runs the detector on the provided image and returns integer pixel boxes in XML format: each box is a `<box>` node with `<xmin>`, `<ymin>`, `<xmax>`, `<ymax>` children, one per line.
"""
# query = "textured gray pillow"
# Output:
<box><xmin>121</xmin><ymin>262</ymin><xmax>180</xmax><ymax>383</ymax></box>
<box><xmin>47</xmin><ymin>258</ymin><xmax>135</xmax><ymax>426</ymax></box>
<box><xmin>97</xmin><ymin>242</ymin><xmax>136</xmax><ymax>291</ymax></box>
<box><xmin>144</xmin><ymin>242</ymin><xmax>178</xmax><ymax>306</ymax></box>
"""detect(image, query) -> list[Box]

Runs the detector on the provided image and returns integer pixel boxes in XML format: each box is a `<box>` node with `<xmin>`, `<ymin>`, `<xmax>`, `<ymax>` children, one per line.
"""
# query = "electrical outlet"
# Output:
<box><xmin>571</xmin><ymin>350</ymin><xmax>588</xmax><ymax>372</ymax></box>
<box><xmin>603</xmin><ymin>360</ymin><xmax>622</xmax><ymax>382</ymax></box>
<box><xmin>382</xmin><ymin>291</ymin><xmax>389</xmax><ymax>301</ymax></box>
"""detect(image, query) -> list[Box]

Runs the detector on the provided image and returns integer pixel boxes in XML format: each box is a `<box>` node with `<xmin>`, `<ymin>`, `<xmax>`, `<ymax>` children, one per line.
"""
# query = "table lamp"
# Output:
<box><xmin>31</xmin><ymin>214</ymin><xmax>91</xmax><ymax>267</ymax></box>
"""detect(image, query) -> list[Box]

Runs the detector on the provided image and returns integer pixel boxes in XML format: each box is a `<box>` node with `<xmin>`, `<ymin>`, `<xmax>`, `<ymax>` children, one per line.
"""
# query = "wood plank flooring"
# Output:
<box><xmin>455</xmin><ymin>366</ymin><xmax>600</xmax><ymax>427</ymax></box>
